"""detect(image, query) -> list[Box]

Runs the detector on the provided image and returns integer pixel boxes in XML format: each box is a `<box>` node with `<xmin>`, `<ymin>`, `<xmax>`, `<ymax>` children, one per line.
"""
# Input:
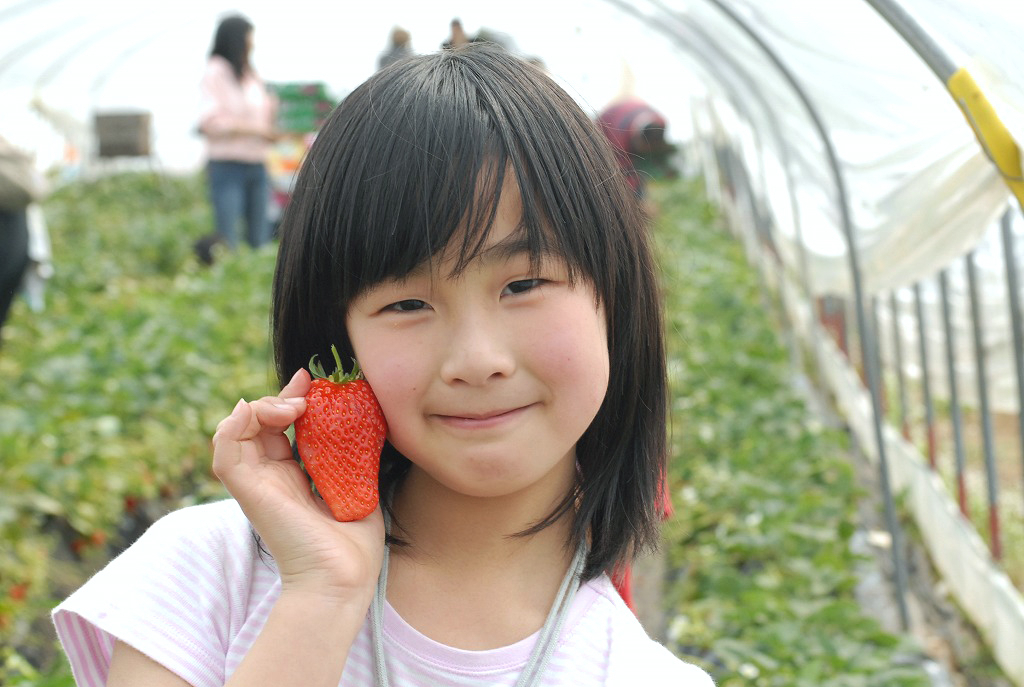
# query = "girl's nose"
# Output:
<box><xmin>439</xmin><ymin>313</ymin><xmax>516</xmax><ymax>386</ymax></box>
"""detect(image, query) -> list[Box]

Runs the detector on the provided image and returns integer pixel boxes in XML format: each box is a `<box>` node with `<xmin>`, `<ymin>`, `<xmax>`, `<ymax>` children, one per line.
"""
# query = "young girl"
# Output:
<box><xmin>53</xmin><ymin>44</ymin><xmax>714</xmax><ymax>687</ymax></box>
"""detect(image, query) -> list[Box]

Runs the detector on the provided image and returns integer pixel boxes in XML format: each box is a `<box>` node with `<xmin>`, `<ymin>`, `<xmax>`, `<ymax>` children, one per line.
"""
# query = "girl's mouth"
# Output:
<box><xmin>433</xmin><ymin>404</ymin><xmax>534</xmax><ymax>430</ymax></box>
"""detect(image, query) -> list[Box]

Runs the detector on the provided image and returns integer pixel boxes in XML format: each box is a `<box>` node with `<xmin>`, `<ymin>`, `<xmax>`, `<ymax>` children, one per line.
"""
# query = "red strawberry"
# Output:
<box><xmin>294</xmin><ymin>345</ymin><xmax>387</xmax><ymax>522</ymax></box>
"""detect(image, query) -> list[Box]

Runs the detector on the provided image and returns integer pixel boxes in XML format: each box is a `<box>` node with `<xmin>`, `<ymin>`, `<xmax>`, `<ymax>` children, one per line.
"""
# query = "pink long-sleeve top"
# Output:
<box><xmin>198</xmin><ymin>55</ymin><xmax>277</xmax><ymax>163</ymax></box>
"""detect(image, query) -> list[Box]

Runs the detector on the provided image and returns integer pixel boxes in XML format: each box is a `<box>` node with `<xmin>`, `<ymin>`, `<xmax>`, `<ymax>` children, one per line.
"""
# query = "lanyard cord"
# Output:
<box><xmin>371</xmin><ymin>516</ymin><xmax>588</xmax><ymax>687</ymax></box>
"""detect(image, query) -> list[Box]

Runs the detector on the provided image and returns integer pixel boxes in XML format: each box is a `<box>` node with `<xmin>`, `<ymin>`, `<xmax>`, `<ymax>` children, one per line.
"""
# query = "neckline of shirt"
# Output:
<box><xmin>378</xmin><ymin>576</ymin><xmax>609</xmax><ymax>674</ymax></box>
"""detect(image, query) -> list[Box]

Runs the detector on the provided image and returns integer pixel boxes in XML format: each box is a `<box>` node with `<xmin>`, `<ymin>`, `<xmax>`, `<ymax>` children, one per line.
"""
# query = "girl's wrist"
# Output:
<box><xmin>277</xmin><ymin>584</ymin><xmax>375</xmax><ymax>620</ymax></box>
<box><xmin>279</xmin><ymin>573</ymin><xmax>378</xmax><ymax>610</ymax></box>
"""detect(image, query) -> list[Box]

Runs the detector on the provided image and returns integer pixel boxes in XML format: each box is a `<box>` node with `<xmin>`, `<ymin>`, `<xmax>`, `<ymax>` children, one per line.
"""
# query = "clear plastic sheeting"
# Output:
<box><xmin>897</xmin><ymin>0</ymin><xmax>1024</xmax><ymax>144</ymax></box>
<box><xmin>0</xmin><ymin>0</ymin><xmax>698</xmax><ymax>172</ymax></box>
<box><xmin>3</xmin><ymin>0</ymin><xmax>1021</xmax><ymax>289</ymax></box>
<box><xmin>635</xmin><ymin>0</ymin><xmax>1023</xmax><ymax>415</ymax></box>
<box><xmin>643</xmin><ymin>0</ymin><xmax>1022</xmax><ymax>297</ymax></box>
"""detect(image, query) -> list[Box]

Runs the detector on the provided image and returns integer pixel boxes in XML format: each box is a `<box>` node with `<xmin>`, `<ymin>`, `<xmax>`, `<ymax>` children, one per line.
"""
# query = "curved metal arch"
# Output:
<box><xmin>603</xmin><ymin>0</ymin><xmax>911</xmax><ymax>630</ymax></box>
<box><xmin>691</xmin><ymin>0</ymin><xmax>911</xmax><ymax>631</ymax></box>
<box><xmin>658</xmin><ymin>11</ymin><xmax>831</xmax><ymax>382</ymax></box>
<box><xmin>663</xmin><ymin>10</ymin><xmax>830</xmax><ymax>380</ymax></box>
<box><xmin>626</xmin><ymin>2</ymin><xmax>815</xmax><ymax>290</ymax></box>
<box><xmin>862</xmin><ymin>0</ymin><xmax>956</xmax><ymax>82</ymax></box>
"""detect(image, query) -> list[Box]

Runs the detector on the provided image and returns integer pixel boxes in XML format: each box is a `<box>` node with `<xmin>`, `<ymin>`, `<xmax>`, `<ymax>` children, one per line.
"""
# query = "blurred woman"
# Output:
<box><xmin>378</xmin><ymin>26</ymin><xmax>413</xmax><ymax>70</ymax></box>
<box><xmin>199</xmin><ymin>14</ymin><xmax>277</xmax><ymax>249</ymax></box>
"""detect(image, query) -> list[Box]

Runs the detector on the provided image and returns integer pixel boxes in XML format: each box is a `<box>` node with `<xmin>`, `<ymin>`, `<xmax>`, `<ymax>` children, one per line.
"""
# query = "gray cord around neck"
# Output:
<box><xmin>371</xmin><ymin>514</ymin><xmax>588</xmax><ymax>687</ymax></box>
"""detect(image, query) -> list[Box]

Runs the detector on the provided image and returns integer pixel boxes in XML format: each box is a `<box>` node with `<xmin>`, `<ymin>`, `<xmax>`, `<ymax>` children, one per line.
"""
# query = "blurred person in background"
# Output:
<box><xmin>596</xmin><ymin>97</ymin><xmax>675</xmax><ymax>200</ymax></box>
<box><xmin>0</xmin><ymin>203</ymin><xmax>29</xmax><ymax>344</ymax></box>
<box><xmin>441</xmin><ymin>18</ymin><xmax>472</xmax><ymax>49</ymax></box>
<box><xmin>378</xmin><ymin>26</ymin><xmax>413</xmax><ymax>70</ymax></box>
<box><xmin>198</xmin><ymin>14</ymin><xmax>278</xmax><ymax>252</ymax></box>
<box><xmin>0</xmin><ymin>134</ymin><xmax>49</xmax><ymax>346</ymax></box>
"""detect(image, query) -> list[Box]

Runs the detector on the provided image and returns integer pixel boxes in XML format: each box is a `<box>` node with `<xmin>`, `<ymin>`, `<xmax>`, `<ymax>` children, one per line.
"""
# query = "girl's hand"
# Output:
<box><xmin>212</xmin><ymin>368</ymin><xmax>385</xmax><ymax>606</ymax></box>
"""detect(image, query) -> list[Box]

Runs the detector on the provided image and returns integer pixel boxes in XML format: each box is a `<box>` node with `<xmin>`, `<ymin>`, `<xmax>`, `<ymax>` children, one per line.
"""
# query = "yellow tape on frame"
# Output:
<box><xmin>947</xmin><ymin>67</ymin><xmax>1024</xmax><ymax>209</ymax></box>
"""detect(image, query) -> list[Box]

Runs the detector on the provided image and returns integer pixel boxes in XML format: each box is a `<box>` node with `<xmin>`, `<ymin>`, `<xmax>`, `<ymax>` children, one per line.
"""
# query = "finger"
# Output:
<box><xmin>280</xmin><ymin>367</ymin><xmax>312</xmax><ymax>399</ymax></box>
<box><xmin>249</xmin><ymin>395</ymin><xmax>305</xmax><ymax>432</ymax></box>
<box><xmin>211</xmin><ymin>398</ymin><xmax>252</xmax><ymax>474</ymax></box>
<box><xmin>213</xmin><ymin>398</ymin><xmax>251</xmax><ymax>445</ymax></box>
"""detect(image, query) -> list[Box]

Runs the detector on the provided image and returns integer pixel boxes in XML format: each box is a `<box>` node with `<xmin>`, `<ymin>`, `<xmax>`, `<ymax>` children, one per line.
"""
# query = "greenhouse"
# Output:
<box><xmin>2</xmin><ymin>0</ymin><xmax>1023</xmax><ymax>685</ymax></box>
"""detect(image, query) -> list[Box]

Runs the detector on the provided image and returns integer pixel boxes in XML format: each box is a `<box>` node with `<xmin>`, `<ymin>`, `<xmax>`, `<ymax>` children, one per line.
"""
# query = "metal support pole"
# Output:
<box><xmin>890</xmin><ymin>290</ymin><xmax>911</xmax><ymax>439</ymax></box>
<box><xmin>870</xmin><ymin>296</ymin><xmax>889</xmax><ymax>417</ymax></box>
<box><xmin>998</xmin><ymin>209</ymin><xmax>1024</xmax><ymax>510</ymax></box>
<box><xmin>862</xmin><ymin>0</ymin><xmax>956</xmax><ymax>81</ymax></box>
<box><xmin>965</xmin><ymin>251</ymin><xmax>1002</xmax><ymax>559</ymax></box>
<box><xmin>939</xmin><ymin>268</ymin><xmax>969</xmax><ymax>516</ymax></box>
<box><xmin>914</xmin><ymin>282</ymin><xmax>938</xmax><ymax>469</ymax></box>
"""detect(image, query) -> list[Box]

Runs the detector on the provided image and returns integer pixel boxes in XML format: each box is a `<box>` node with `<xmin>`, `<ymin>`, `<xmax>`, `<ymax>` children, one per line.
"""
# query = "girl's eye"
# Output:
<box><xmin>385</xmin><ymin>299</ymin><xmax>428</xmax><ymax>312</ymax></box>
<box><xmin>503</xmin><ymin>279</ymin><xmax>545</xmax><ymax>296</ymax></box>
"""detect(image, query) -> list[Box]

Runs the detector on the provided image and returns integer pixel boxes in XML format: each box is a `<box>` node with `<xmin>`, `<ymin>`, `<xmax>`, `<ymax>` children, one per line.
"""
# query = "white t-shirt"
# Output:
<box><xmin>53</xmin><ymin>499</ymin><xmax>714</xmax><ymax>686</ymax></box>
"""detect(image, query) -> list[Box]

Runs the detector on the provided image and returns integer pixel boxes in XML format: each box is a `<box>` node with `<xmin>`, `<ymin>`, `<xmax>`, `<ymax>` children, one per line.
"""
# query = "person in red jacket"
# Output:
<box><xmin>597</xmin><ymin>98</ymin><xmax>674</xmax><ymax>198</ymax></box>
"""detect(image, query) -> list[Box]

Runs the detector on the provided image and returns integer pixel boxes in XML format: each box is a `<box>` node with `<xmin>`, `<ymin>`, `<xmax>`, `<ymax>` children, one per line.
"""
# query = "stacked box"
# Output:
<box><xmin>94</xmin><ymin>111</ymin><xmax>151</xmax><ymax>157</ymax></box>
<box><xmin>268</xmin><ymin>82</ymin><xmax>336</xmax><ymax>134</ymax></box>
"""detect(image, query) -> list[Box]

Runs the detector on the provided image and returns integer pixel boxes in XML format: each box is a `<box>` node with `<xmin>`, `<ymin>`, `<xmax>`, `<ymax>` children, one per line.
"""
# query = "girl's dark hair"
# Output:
<box><xmin>210</xmin><ymin>15</ymin><xmax>252</xmax><ymax>81</ymax></box>
<box><xmin>272</xmin><ymin>43</ymin><xmax>667</xmax><ymax>580</ymax></box>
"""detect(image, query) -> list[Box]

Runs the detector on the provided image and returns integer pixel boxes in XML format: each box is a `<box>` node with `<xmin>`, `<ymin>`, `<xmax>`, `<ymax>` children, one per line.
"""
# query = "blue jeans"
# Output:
<box><xmin>207</xmin><ymin>160</ymin><xmax>270</xmax><ymax>248</ymax></box>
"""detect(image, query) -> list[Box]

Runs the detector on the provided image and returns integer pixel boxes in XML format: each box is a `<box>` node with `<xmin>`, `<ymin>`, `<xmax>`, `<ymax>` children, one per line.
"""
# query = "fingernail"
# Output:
<box><xmin>233</xmin><ymin>398</ymin><xmax>247</xmax><ymax>413</ymax></box>
<box><xmin>283</xmin><ymin>397</ymin><xmax>305</xmax><ymax>405</ymax></box>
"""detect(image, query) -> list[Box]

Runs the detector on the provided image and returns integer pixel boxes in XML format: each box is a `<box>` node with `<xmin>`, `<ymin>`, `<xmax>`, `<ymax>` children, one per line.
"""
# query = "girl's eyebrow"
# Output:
<box><xmin>477</xmin><ymin>226</ymin><xmax>554</xmax><ymax>263</ymax></box>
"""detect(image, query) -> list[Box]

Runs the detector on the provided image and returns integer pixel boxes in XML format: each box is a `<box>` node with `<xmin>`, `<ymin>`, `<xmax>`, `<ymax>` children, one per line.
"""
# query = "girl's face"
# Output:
<box><xmin>346</xmin><ymin>184</ymin><xmax>610</xmax><ymax>503</ymax></box>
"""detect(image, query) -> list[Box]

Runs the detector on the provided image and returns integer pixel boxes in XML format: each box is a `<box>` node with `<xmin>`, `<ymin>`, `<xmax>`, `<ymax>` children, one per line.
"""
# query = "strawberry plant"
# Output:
<box><xmin>653</xmin><ymin>179</ymin><xmax>932</xmax><ymax>686</ymax></box>
<box><xmin>0</xmin><ymin>172</ymin><xmax>277</xmax><ymax>684</ymax></box>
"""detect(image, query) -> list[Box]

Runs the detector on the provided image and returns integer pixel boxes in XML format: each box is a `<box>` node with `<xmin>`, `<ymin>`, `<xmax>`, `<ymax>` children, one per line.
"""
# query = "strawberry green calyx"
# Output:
<box><xmin>308</xmin><ymin>344</ymin><xmax>363</xmax><ymax>384</ymax></box>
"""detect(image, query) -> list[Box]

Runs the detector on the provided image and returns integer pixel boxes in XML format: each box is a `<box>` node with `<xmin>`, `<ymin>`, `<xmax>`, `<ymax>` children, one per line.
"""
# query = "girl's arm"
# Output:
<box><xmin>105</xmin><ymin>588</ymin><xmax>375</xmax><ymax>687</ymax></box>
<box><xmin>216</xmin><ymin>369</ymin><xmax>384</xmax><ymax>686</ymax></box>
<box><xmin>107</xmin><ymin>369</ymin><xmax>384</xmax><ymax>686</ymax></box>
<box><xmin>107</xmin><ymin>641</ymin><xmax>192</xmax><ymax>686</ymax></box>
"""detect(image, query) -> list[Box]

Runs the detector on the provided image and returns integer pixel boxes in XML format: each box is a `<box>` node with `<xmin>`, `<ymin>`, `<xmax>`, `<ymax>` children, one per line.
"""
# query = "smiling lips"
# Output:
<box><xmin>433</xmin><ymin>404</ymin><xmax>534</xmax><ymax>429</ymax></box>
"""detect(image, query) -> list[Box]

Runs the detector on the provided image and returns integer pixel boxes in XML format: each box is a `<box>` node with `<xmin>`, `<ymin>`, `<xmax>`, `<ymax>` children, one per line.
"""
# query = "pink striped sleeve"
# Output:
<box><xmin>52</xmin><ymin>500</ymin><xmax>255</xmax><ymax>687</ymax></box>
<box><xmin>50</xmin><ymin>613</ymin><xmax>113</xmax><ymax>687</ymax></box>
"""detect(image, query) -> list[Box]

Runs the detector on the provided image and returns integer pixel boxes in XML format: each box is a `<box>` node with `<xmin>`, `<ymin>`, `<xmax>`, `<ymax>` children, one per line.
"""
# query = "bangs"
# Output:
<box><xmin>354</xmin><ymin>153</ymin><xmax>556</xmax><ymax>285</ymax></box>
<box><xmin>283</xmin><ymin>44</ymin><xmax>624</xmax><ymax>306</ymax></box>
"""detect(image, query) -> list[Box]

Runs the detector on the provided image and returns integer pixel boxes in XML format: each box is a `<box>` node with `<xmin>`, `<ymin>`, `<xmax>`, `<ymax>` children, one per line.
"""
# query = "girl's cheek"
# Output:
<box><xmin>359</xmin><ymin>346</ymin><xmax>418</xmax><ymax>415</ymax></box>
<box><xmin>535</xmin><ymin>301</ymin><xmax>608</xmax><ymax>374</ymax></box>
